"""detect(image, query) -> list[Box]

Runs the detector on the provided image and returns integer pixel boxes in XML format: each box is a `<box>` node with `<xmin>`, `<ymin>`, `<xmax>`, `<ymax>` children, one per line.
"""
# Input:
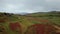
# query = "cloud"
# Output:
<box><xmin>45</xmin><ymin>0</ymin><xmax>60</xmax><ymax>11</ymax></box>
<box><xmin>0</xmin><ymin>0</ymin><xmax>60</xmax><ymax>13</ymax></box>
<box><xmin>45</xmin><ymin>0</ymin><xmax>60</xmax><ymax>2</ymax></box>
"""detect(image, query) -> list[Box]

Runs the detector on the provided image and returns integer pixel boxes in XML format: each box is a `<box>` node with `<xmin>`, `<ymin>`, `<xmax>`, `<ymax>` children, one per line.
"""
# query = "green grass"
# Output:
<box><xmin>0</xmin><ymin>13</ymin><xmax>60</xmax><ymax>34</ymax></box>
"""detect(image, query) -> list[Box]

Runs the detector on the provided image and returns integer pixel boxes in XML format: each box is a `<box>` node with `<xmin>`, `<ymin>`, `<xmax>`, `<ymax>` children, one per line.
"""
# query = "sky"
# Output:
<box><xmin>0</xmin><ymin>0</ymin><xmax>60</xmax><ymax>13</ymax></box>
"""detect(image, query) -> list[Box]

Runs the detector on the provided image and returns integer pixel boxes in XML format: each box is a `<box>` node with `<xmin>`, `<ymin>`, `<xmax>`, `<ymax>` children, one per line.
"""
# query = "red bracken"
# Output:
<box><xmin>25</xmin><ymin>24</ymin><xmax>55</xmax><ymax>34</ymax></box>
<box><xmin>9</xmin><ymin>22</ymin><xmax>21</xmax><ymax>31</ymax></box>
<box><xmin>9</xmin><ymin>23</ymin><xmax>16</xmax><ymax>31</ymax></box>
<box><xmin>0</xmin><ymin>20</ymin><xmax>5</xmax><ymax>23</ymax></box>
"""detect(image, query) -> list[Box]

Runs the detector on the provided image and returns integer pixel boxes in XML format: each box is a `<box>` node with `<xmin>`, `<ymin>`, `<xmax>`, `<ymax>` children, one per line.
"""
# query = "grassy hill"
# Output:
<box><xmin>0</xmin><ymin>11</ymin><xmax>60</xmax><ymax>34</ymax></box>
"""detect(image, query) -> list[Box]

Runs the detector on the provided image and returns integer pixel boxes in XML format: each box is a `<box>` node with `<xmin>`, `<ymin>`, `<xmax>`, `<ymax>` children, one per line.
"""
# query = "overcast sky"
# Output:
<box><xmin>0</xmin><ymin>0</ymin><xmax>60</xmax><ymax>13</ymax></box>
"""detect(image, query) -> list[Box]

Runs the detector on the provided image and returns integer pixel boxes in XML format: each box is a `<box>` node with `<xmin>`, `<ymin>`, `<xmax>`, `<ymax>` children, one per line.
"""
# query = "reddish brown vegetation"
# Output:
<box><xmin>25</xmin><ymin>24</ymin><xmax>55</xmax><ymax>34</ymax></box>
<box><xmin>9</xmin><ymin>22</ymin><xmax>21</xmax><ymax>31</ymax></box>
<box><xmin>9</xmin><ymin>22</ymin><xmax>22</xmax><ymax>34</ymax></box>
<box><xmin>57</xmin><ymin>32</ymin><xmax>60</xmax><ymax>34</ymax></box>
<box><xmin>0</xmin><ymin>26</ymin><xmax>5</xmax><ymax>32</ymax></box>
<box><xmin>0</xmin><ymin>26</ymin><xmax>8</xmax><ymax>34</ymax></box>
<box><xmin>0</xmin><ymin>20</ymin><xmax>5</xmax><ymax>23</ymax></box>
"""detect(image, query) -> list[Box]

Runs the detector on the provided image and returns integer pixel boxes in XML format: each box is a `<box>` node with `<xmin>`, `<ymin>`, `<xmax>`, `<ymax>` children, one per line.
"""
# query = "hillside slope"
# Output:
<box><xmin>0</xmin><ymin>12</ymin><xmax>60</xmax><ymax>34</ymax></box>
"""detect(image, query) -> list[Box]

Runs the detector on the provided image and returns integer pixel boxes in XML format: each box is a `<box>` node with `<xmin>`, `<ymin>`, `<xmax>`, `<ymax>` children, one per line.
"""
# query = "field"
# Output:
<box><xmin>0</xmin><ymin>12</ymin><xmax>60</xmax><ymax>34</ymax></box>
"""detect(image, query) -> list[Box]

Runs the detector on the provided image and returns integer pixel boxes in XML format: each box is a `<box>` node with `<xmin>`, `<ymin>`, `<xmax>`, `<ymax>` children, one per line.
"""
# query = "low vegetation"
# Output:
<box><xmin>0</xmin><ymin>11</ymin><xmax>60</xmax><ymax>34</ymax></box>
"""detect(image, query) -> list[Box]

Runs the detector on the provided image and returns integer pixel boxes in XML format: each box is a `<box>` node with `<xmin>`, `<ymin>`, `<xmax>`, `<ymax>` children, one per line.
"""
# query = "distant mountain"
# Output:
<box><xmin>25</xmin><ymin>11</ymin><xmax>60</xmax><ymax>17</ymax></box>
